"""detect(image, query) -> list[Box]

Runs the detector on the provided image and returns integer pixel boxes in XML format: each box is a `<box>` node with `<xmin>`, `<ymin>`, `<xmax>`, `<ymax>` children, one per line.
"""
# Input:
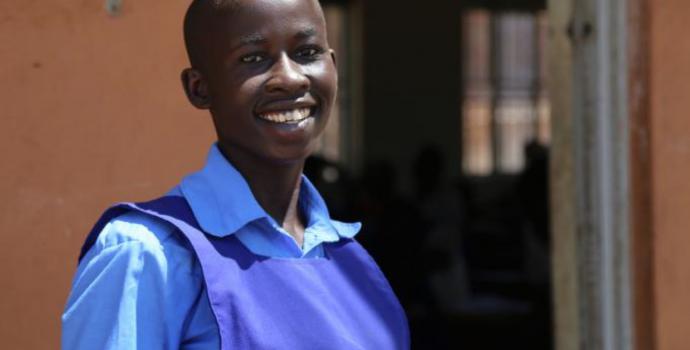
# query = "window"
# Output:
<box><xmin>461</xmin><ymin>9</ymin><xmax>549</xmax><ymax>175</ymax></box>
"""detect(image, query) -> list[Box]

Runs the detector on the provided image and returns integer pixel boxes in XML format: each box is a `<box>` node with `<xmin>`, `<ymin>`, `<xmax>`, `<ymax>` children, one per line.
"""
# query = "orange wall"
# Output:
<box><xmin>0</xmin><ymin>1</ymin><xmax>214</xmax><ymax>348</ymax></box>
<box><xmin>649</xmin><ymin>0</ymin><xmax>690</xmax><ymax>348</ymax></box>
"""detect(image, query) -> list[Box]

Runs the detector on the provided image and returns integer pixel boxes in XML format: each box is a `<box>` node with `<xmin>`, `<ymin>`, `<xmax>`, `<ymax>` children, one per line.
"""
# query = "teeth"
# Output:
<box><xmin>258</xmin><ymin>108</ymin><xmax>311</xmax><ymax>123</ymax></box>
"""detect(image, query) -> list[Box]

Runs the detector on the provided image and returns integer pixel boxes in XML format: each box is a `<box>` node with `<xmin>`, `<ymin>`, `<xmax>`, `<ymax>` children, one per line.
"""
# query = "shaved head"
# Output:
<box><xmin>183</xmin><ymin>0</ymin><xmax>241</xmax><ymax>71</ymax></box>
<box><xmin>183</xmin><ymin>0</ymin><xmax>325</xmax><ymax>72</ymax></box>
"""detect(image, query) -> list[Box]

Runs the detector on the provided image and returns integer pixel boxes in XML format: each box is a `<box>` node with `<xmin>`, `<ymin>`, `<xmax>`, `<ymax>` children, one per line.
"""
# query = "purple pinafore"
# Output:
<box><xmin>80</xmin><ymin>196</ymin><xmax>410</xmax><ymax>349</ymax></box>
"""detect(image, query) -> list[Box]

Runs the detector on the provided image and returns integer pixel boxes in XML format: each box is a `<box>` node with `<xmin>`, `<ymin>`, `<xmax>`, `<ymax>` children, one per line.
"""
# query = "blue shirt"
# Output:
<box><xmin>62</xmin><ymin>145</ymin><xmax>361</xmax><ymax>349</ymax></box>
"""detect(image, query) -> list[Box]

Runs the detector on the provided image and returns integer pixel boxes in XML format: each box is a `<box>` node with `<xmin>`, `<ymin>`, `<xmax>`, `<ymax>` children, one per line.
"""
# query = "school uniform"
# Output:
<box><xmin>62</xmin><ymin>144</ymin><xmax>409</xmax><ymax>349</ymax></box>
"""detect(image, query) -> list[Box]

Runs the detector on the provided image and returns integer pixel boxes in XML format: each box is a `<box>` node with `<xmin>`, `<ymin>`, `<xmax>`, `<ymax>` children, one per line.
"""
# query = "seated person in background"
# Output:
<box><xmin>61</xmin><ymin>0</ymin><xmax>409</xmax><ymax>348</ymax></box>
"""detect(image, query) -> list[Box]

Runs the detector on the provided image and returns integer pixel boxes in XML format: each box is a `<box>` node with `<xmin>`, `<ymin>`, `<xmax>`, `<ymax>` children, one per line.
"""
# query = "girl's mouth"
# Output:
<box><xmin>256</xmin><ymin>107</ymin><xmax>314</xmax><ymax>124</ymax></box>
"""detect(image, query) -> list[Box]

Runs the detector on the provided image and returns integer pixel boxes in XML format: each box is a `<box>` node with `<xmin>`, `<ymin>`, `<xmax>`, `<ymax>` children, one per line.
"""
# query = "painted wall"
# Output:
<box><xmin>649</xmin><ymin>0</ymin><xmax>690</xmax><ymax>348</ymax></box>
<box><xmin>0</xmin><ymin>1</ymin><xmax>215</xmax><ymax>348</ymax></box>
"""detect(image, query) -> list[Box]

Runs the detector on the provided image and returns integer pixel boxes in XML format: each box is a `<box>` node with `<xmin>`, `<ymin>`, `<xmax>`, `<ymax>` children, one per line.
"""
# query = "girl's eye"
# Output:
<box><xmin>240</xmin><ymin>54</ymin><xmax>264</xmax><ymax>63</ymax></box>
<box><xmin>297</xmin><ymin>47</ymin><xmax>324</xmax><ymax>59</ymax></box>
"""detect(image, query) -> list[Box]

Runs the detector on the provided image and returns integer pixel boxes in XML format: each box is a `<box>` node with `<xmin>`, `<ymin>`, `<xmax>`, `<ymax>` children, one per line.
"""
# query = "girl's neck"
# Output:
<box><xmin>220</xmin><ymin>147</ymin><xmax>307</xmax><ymax>247</ymax></box>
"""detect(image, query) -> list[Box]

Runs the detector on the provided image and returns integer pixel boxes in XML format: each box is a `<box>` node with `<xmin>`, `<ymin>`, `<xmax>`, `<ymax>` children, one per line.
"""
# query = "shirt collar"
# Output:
<box><xmin>299</xmin><ymin>175</ymin><xmax>361</xmax><ymax>241</ymax></box>
<box><xmin>180</xmin><ymin>144</ymin><xmax>361</xmax><ymax>239</ymax></box>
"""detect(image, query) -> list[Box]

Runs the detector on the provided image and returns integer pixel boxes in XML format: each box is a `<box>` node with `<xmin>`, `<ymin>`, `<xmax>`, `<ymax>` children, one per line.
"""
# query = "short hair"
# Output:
<box><xmin>183</xmin><ymin>0</ymin><xmax>241</xmax><ymax>70</ymax></box>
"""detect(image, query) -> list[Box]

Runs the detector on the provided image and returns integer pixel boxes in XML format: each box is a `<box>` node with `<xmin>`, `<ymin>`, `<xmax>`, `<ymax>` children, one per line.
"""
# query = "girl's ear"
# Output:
<box><xmin>329</xmin><ymin>49</ymin><xmax>337</xmax><ymax>68</ymax></box>
<box><xmin>181</xmin><ymin>68</ymin><xmax>211</xmax><ymax>109</ymax></box>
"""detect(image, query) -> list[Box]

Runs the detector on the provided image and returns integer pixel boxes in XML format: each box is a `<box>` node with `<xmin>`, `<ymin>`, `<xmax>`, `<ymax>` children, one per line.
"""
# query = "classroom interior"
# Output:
<box><xmin>312</xmin><ymin>0</ymin><xmax>550</xmax><ymax>348</ymax></box>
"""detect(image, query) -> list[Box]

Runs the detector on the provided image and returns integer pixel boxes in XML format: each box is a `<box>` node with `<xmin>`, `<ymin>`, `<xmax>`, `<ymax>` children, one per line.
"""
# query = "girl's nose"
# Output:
<box><xmin>264</xmin><ymin>53</ymin><xmax>310</xmax><ymax>95</ymax></box>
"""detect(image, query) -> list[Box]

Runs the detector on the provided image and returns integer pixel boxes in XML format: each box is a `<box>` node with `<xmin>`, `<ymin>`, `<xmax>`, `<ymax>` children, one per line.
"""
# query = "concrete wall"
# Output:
<box><xmin>649</xmin><ymin>0</ymin><xmax>690</xmax><ymax>348</ymax></box>
<box><xmin>0</xmin><ymin>1</ymin><xmax>214</xmax><ymax>348</ymax></box>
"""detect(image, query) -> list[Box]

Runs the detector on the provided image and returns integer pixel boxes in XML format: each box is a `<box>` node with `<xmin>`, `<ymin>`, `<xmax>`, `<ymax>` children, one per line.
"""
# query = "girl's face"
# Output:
<box><xmin>193</xmin><ymin>0</ymin><xmax>337</xmax><ymax>167</ymax></box>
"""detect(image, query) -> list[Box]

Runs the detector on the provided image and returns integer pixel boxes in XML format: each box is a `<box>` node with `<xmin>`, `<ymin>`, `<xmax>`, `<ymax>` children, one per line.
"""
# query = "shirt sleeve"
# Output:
<box><xmin>61</xmin><ymin>212</ymin><xmax>212</xmax><ymax>350</ymax></box>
